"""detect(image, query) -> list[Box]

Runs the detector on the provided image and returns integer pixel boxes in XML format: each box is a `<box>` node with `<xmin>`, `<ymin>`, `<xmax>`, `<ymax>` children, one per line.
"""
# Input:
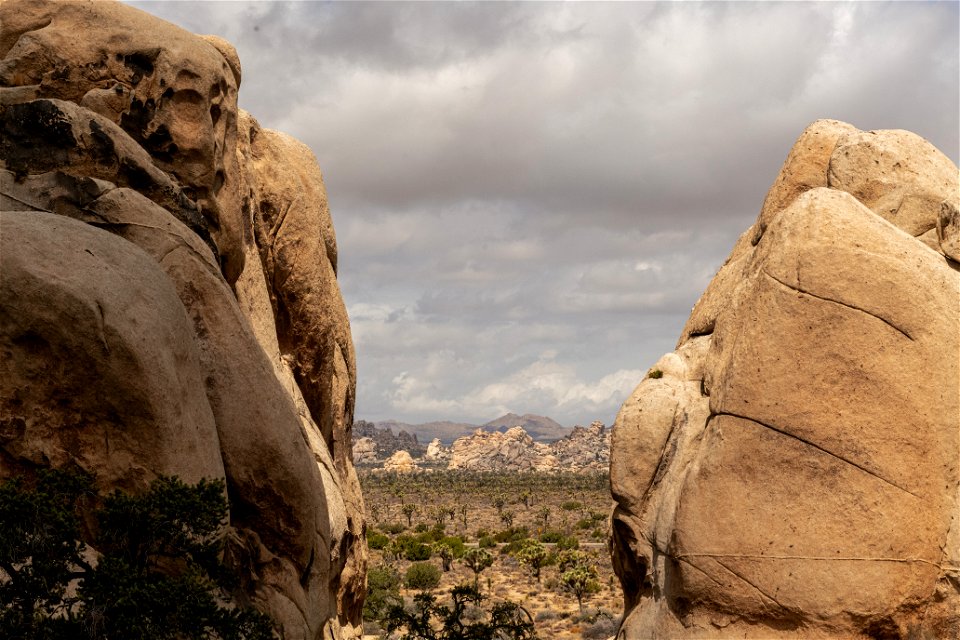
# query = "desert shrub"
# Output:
<box><xmin>405</xmin><ymin>542</ymin><xmax>433</xmax><ymax>561</ymax></box>
<box><xmin>405</xmin><ymin>562</ymin><xmax>442</xmax><ymax>591</ymax></box>
<box><xmin>367</xmin><ymin>530</ymin><xmax>390</xmax><ymax>550</ymax></box>
<box><xmin>393</xmin><ymin>534</ymin><xmax>433</xmax><ymax>561</ymax></box>
<box><xmin>560</xmin><ymin>500</ymin><xmax>582</xmax><ymax>511</ymax></box>
<box><xmin>438</xmin><ymin>536</ymin><xmax>465</xmax><ymax>557</ymax></box>
<box><xmin>534</xmin><ymin>609</ymin><xmax>558</xmax><ymax>622</ymax></box>
<box><xmin>383</xmin><ymin>584</ymin><xmax>536</xmax><ymax>640</ymax></box>
<box><xmin>576</xmin><ymin>609</ymin><xmax>620</xmax><ymax>640</ymax></box>
<box><xmin>494</xmin><ymin>527</ymin><xmax>529</xmax><ymax>543</ymax></box>
<box><xmin>0</xmin><ymin>470</ymin><xmax>274</xmax><ymax>639</ymax></box>
<box><xmin>383</xmin><ymin>522</ymin><xmax>406</xmax><ymax>535</ymax></box>
<box><xmin>364</xmin><ymin>564</ymin><xmax>402</xmax><ymax>621</ymax></box>
<box><xmin>555</xmin><ymin>535</ymin><xmax>580</xmax><ymax>550</ymax></box>
<box><xmin>590</xmin><ymin>528</ymin><xmax>606</xmax><ymax>541</ymax></box>
<box><xmin>499</xmin><ymin>540</ymin><xmax>526</xmax><ymax>556</ymax></box>
<box><xmin>647</xmin><ymin>368</ymin><xmax>663</xmax><ymax>379</ymax></box>
<box><xmin>478</xmin><ymin>535</ymin><xmax>496</xmax><ymax>549</ymax></box>
<box><xmin>414</xmin><ymin>522</ymin><xmax>429</xmax><ymax>533</ymax></box>
<box><xmin>476</xmin><ymin>528</ymin><xmax>491</xmax><ymax>539</ymax></box>
<box><xmin>538</xmin><ymin>530</ymin><xmax>565</xmax><ymax>543</ymax></box>
<box><xmin>575</xmin><ymin>518</ymin><xmax>593</xmax><ymax>530</ymax></box>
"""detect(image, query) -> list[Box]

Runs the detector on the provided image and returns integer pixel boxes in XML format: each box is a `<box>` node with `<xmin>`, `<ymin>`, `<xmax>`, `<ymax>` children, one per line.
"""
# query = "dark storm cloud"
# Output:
<box><xmin>128</xmin><ymin>1</ymin><xmax>958</xmax><ymax>426</ymax></box>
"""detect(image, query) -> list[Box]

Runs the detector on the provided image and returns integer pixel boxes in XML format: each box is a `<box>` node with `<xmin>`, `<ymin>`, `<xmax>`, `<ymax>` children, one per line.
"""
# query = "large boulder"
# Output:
<box><xmin>611</xmin><ymin>121</ymin><xmax>960</xmax><ymax>639</ymax></box>
<box><xmin>448</xmin><ymin>426</ymin><xmax>559</xmax><ymax>472</ymax></box>
<box><xmin>0</xmin><ymin>1</ymin><xmax>365</xmax><ymax>637</ymax></box>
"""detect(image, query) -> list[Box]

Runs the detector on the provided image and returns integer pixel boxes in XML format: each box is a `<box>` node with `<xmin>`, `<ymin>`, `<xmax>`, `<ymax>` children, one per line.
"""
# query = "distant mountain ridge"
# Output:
<box><xmin>373</xmin><ymin>413</ymin><xmax>570</xmax><ymax>444</ymax></box>
<box><xmin>481</xmin><ymin>413</ymin><xmax>568</xmax><ymax>441</ymax></box>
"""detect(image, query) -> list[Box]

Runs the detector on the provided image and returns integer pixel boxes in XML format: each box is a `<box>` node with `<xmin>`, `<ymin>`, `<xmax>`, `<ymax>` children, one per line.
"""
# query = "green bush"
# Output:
<box><xmin>538</xmin><ymin>530</ymin><xmax>564</xmax><ymax>544</ymax></box>
<box><xmin>647</xmin><ymin>368</ymin><xmax>664</xmax><ymax>379</ymax></box>
<box><xmin>555</xmin><ymin>535</ymin><xmax>580</xmax><ymax>550</ymax></box>
<box><xmin>493</xmin><ymin>527</ymin><xmax>528</xmax><ymax>543</ymax></box>
<box><xmin>363</xmin><ymin>564</ymin><xmax>401</xmax><ymax>621</ymax></box>
<box><xmin>478</xmin><ymin>535</ymin><xmax>496</xmax><ymax>549</ymax></box>
<box><xmin>405</xmin><ymin>543</ymin><xmax>433</xmax><ymax>561</ymax></box>
<box><xmin>0</xmin><ymin>470</ymin><xmax>274</xmax><ymax>639</ymax></box>
<box><xmin>438</xmin><ymin>536</ymin><xmax>466</xmax><ymax>558</ymax></box>
<box><xmin>404</xmin><ymin>562</ymin><xmax>442</xmax><ymax>591</ymax></box>
<box><xmin>383</xmin><ymin>584</ymin><xmax>536</xmax><ymax>639</ymax></box>
<box><xmin>367</xmin><ymin>530</ymin><xmax>390</xmax><ymax>550</ymax></box>
<box><xmin>560</xmin><ymin>500</ymin><xmax>582</xmax><ymax>511</ymax></box>
<box><xmin>383</xmin><ymin>522</ymin><xmax>406</xmax><ymax>535</ymax></box>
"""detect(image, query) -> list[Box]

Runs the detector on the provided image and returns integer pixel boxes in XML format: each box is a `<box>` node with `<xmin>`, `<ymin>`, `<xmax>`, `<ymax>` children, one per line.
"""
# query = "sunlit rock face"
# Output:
<box><xmin>0</xmin><ymin>1</ymin><xmax>365</xmax><ymax>637</ymax></box>
<box><xmin>610</xmin><ymin>120</ymin><xmax>960</xmax><ymax>639</ymax></box>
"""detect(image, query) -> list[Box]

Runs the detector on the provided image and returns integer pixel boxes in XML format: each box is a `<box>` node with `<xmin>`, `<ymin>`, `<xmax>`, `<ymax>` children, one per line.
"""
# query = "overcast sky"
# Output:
<box><xmin>129</xmin><ymin>1</ymin><xmax>959</xmax><ymax>427</ymax></box>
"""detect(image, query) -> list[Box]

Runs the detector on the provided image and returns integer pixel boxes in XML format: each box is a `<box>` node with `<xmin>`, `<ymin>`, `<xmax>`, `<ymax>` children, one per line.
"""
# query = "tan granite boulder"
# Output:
<box><xmin>611</xmin><ymin>122</ymin><xmax>960</xmax><ymax>639</ymax></box>
<box><xmin>0</xmin><ymin>0</ymin><xmax>244</xmax><ymax>281</ymax></box>
<box><xmin>1</xmin><ymin>1</ymin><xmax>364</xmax><ymax>637</ymax></box>
<box><xmin>383</xmin><ymin>450</ymin><xmax>419</xmax><ymax>474</ymax></box>
<box><xmin>0</xmin><ymin>211</ymin><xmax>225</xmax><ymax>493</ymax></box>
<box><xmin>424</xmin><ymin>438</ymin><xmax>450</xmax><ymax>462</ymax></box>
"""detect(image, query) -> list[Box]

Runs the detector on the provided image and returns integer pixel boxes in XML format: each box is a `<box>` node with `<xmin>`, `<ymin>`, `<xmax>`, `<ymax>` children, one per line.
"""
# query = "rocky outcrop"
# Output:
<box><xmin>352</xmin><ymin>437</ymin><xmax>377</xmax><ymax>464</ymax></box>
<box><xmin>551</xmin><ymin>421</ymin><xmax>610</xmax><ymax>471</ymax></box>
<box><xmin>352</xmin><ymin>420</ymin><xmax>426</xmax><ymax>460</ymax></box>
<box><xmin>610</xmin><ymin>121</ymin><xmax>959</xmax><ymax>639</ymax></box>
<box><xmin>382</xmin><ymin>450</ymin><xmax>419</xmax><ymax>474</ymax></box>
<box><xmin>424</xmin><ymin>438</ymin><xmax>450</xmax><ymax>462</ymax></box>
<box><xmin>0</xmin><ymin>1</ymin><xmax>364</xmax><ymax>638</ymax></box>
<box><xmin>415</xmin><ymin>423</ymin><xmax>611</xmax><ymax>472</ymax></box>
<box><xmin>448</xmin><ymin>427</ymin><xmax>558</xmax><ymax>472</ymax></box>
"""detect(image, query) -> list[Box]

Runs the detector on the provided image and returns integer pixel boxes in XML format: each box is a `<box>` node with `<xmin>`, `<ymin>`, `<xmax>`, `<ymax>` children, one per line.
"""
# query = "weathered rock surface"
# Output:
<box><xmin>611</xmin><ymin>121</ymin><xmax>960</xmax><ymax>639</ymax></box>
<box><xmin>382</xmin><ymin>450</ymin><xmax>419</xmax><ymax>474</ymax></box>
<box><xmin>352</xmin><ymin>437</ymin><xmax>378</xmax><ymax>464</ymax></box>
<box><xmin>551</xmin><ymin>421</ymin><xmax>611</xmax><ymax>471</ymax></box>
<box><xmin>0</xmin><ymin>1</ymin><xmax>364</xmax><ymax>637</ymax></box>
<box><xmin>448</xmin><ymin>427</ymin><xmax>557</xmax><ymax>472</ymax></box>
<box><xmin>424</xmin><ymin>438</ymin><xmax>450</xmax><ymax>462</ymax></box>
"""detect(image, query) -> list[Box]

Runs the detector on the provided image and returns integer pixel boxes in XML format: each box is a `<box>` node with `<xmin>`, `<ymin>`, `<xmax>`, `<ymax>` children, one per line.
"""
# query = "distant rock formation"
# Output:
<box><xmin>424</xmin><ymin>438</ymin><xmax>450</xmax><ymax>462</ymax></box>
<box><xmin>610</xmin><ymin>120</ymin><xmax>959</xmax><ymax>639</ymax></box>
<box><xmin>552</xmin><ymin>421</ymin><xmax>610</xmax><ymax>470</ymax></box>
<box><xmin>353</xmin><ymin>419</ymin><xmax>426</xmax><ymax>460</ymax></box>
<box><xmin>0</xmin><ymin>1</ymin><xmax>364</xmax><ymax>637</ymax></box>
<box><xmin>352</xmin><ymin>437</ymin><xmax>377</xmax><ymax>464</ymax></box>
<box><xmin>448</xmin><ymin>426</ymin><xmax>558</xmax><ymax>472</ymax></box>
<box><xmin>445</xmin><ymin>422</ymin><xmax>610</xmax><ymax>472</ymax></box>
<box><xmin>382</xmin><ymin>450</ymin><xmax>419</xmax><ymax>474</ymax></box>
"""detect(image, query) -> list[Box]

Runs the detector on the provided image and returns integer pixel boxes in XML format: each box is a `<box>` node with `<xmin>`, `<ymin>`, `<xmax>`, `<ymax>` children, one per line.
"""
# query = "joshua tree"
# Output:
<box><xmin>559</xmin><ymin>557</ymin><xmax>599</xmax><ymax>612</ymax></box>
<box><xmin>402</xmin><ymin>503</ymin><xmax>418</xmax><ymax>527</ymax></box>
<box><xmin>515</xmin><ymin>540</ymin><xmax>550</xmax><ymax>583</ymax></box>
<box><xmin>537</xmin><ymin>506</ymin><xmax>551</xmax><ymax>528</ymax></box>
<box><xmin>434</xmin><ymin>541</ymin><xmax>455</xmax><ymax>572</ymax></box>
<box><xmin>461</xmin><ymin>548</ymin><xmax>494</xmax><ymax>589</ymax></box>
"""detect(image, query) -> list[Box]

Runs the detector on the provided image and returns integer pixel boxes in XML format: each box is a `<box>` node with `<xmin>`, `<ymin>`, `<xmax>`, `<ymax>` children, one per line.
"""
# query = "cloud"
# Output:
<box><xmin>387</xmin><ymin>355</ymin><xmax>646</xmax><ymax>426</ymax></box>
<box><xmin>127</xmin><ymin>0</ymin><xmax>958</xmax><ymax>426</ymax></box>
